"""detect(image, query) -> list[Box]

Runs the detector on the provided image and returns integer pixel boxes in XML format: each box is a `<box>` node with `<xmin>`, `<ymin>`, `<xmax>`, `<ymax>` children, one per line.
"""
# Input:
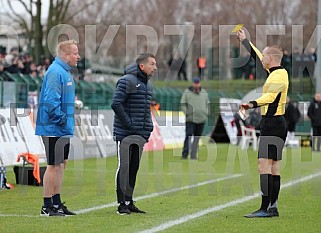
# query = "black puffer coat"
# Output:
<box><xmin>111</xmin><ymin>63</ymin><xmax>153</xmax><ymax>141</ymax></box>
<box><xmin>308</xmin><ymin>98</ymin><xmax>321</xmax><ymax>127</ymax></box>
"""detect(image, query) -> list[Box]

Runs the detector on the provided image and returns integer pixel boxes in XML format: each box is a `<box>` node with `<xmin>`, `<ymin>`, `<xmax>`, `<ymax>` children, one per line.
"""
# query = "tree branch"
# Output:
<box><xmin>59</xmin><ymin>0</ymin><xmax>73</xmax><ymax>22</ymax></box>
<box><xmin>14</xmin><ymin>0</ymin><xmax>33</xmax><ymax>15</ymax></box>
<box><xmin>6</xmin><ymin>0</ymin><xmax>31</xmax><ymax>32</ymax></box>
<box><xmin>55</xmin><ymin>0</ymin><xmax>64</xmax><ymax>21</ymax></box>
<box><xmin>65</xmin><ymin>1</ymin><xmax>96</xmax><ymax>22</ymax></box>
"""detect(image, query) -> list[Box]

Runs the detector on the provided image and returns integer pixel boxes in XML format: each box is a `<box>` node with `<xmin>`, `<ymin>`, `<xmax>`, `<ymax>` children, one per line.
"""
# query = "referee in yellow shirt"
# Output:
<box><xmin>237</xmin><ymin>28</ymin><xmax>289</xmax><ymax>218</ymax></box>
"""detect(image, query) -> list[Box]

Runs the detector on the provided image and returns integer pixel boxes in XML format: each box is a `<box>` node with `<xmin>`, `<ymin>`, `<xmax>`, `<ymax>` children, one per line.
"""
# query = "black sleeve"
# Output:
<box><xmin>307</xmin><ymin>101</ymin><xmax>314</xmax><ymax>121</ymax></box>
<box><xmin>242</xmin><ymin>39</ymin><xmax>267</xmax><ymax>78</ymax></box>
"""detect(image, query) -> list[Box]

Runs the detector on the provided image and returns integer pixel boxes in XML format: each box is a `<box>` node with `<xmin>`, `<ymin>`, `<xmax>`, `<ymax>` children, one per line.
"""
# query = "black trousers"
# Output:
<box><xmin>115</xmin><ymin>138</ymin><xmax>144</xmax><ymax>203</ymax></box>
<box><xmin>182</xmin><ymin>122</ymin><xmax>205</xmax><ymax>159</ymax></box>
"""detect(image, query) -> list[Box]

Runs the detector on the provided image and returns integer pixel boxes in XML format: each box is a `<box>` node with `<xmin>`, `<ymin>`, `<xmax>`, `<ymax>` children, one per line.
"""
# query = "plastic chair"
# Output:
<box><xmin>239</xmin><ymin>121</ymin><xmax>258</xmax><ymax>150</ymax></box>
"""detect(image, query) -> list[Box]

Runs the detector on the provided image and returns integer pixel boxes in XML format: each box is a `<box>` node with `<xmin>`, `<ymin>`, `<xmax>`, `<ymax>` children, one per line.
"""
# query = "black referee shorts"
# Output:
<box><xmin>258</xmin><ymin>116</ymin><xmax>286</xmax><ymax>161</ymax></box>
<box><xmin>42</xmin><ymin>137</ymin><xmax>71</xmax><ymax>165</ymax></box>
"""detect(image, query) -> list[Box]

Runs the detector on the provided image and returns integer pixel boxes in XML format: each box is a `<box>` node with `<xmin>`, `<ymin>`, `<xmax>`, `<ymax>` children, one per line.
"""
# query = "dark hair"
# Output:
<box><xmin>135</xmin><ymin>53</ymin><xmax>155</xmax><ymax>65</ymax></box>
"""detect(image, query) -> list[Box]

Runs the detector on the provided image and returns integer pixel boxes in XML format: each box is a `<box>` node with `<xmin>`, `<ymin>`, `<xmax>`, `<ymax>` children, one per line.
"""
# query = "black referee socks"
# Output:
<box><xmin>270</xmin><ymin>175</ymin><xmax>281</xmax><ymax>208</ymax></box>
<box><xmin>259</xmin><ymin>174</ymin><xmax>273</xmax><ymax>211</ymax></box>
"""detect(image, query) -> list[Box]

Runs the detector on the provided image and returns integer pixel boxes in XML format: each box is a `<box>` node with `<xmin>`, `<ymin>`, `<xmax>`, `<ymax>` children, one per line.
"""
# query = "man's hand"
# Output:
<box><xmin>236</xmin><ymin>28</ymin><xmax>246</xmax><ymax>42</ymax></box>
<box><xmin>240</xmin><ymin>103</ymin><xmax>253</xmax><ymax>110</ymax></box>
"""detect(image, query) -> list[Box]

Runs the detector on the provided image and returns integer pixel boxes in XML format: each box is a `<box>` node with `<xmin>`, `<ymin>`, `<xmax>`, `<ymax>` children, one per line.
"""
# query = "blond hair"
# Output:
<box><xmin>56</xmin><ymin>40</ymin><xmax>78</xmax><ymax>57</ymax></box>
<box><xmin>266</xmin><ymin>45</ymin><xmax>283</xmax><ymax>64</ymax></box>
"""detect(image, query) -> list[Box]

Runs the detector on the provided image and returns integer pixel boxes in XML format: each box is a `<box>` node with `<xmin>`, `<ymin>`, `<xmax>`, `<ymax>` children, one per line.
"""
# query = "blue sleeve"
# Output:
<box><xmin>44</xmin><ymin>72</ymin><xmax>67</xmax><ymax>126</ymax></box>
<box><xmin>111</xmin><ymin>78</ymin><xmax>132</xmax><ymax>128</ymax></box>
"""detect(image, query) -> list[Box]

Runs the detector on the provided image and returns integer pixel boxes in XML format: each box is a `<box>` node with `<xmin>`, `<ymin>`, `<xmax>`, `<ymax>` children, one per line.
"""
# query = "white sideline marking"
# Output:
<box><xmin>75</xmin><ymin>174</ymin><xmax>242</xmax><ymax>214</ymax></box>
<box><xmin>138</xmin><ymin>172</ymin><xmax>321</xmax><ymax>233</ymax></box>
<box><xmin>0</xmin><ymin>174</ymin><xmax>241</xmax><ymax>218</ymax></box>
<box><xmin>0</xmin><ymin>214</ymin><xmax>38</xmax><ymax>218</ymax></box>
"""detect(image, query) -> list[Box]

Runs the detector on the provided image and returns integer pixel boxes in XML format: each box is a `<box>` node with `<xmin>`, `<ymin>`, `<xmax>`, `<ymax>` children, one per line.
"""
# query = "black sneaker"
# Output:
<box><xmin>40</xmin><ymin>205</ymin><xmax>65</xmax><ymax>217</ymax></box>
<box><xmin>117</xmin><ymin>203</ymin><xmax>131</xmax><ymax>215</ymax></box>
<box><xmin>127</xmin><ymin>201</ymin><xmax>146</xmax><ymax>214</ymax></box>
<box><xmin>267</xmin><ymin>207</ymin><xmax>279</xmax><ymax>217</ymax></box>
<box><xmin>244</xmin><ymin>209</ymin><xmax>273</xmax><ymax>218</ymax></box>
<box><xmin>57</xmin><ymin>202</ymin><xmax>76</xmax><ymax>215</ymax></box>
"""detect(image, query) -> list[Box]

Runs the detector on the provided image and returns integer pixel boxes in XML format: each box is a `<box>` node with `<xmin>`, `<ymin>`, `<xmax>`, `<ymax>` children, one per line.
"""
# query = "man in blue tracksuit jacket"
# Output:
<box><xmin>36</xmin><ymin>40</ymin><xmax>80</xmax><ymax>217</ymax></box>
<box><xmin>111</xmin><ymin>53</ymin><xmax>157</xmax><ymax>215</ymax></box>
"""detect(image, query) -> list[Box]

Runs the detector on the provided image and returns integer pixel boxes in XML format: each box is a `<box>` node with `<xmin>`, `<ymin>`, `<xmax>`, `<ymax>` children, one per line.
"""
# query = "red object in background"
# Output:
<box><xmin>16</xmin><ymin>153</ymin><xmax>41</xmax><ymax>184</ymax></box>
<box><xmin>6</xmin><ymin>183</ymin><xmax>14</xmax><ymax>189</ymax></box>
<box><xmin>197</xmin><ymin>57</ymin><xmax>207</xmax><ymax>69</ymax></box>
<box><xmin>144</xmin><ymin>114</ymin><xmax>165</xmax><ymax>151</ymax></box>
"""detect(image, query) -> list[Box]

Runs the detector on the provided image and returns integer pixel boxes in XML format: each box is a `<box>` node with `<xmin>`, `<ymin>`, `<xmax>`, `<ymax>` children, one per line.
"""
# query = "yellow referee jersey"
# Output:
<box><xmin>249</xmin><ymin>42</ymin><xmax>289</xmax><ymax>117</ymax></box>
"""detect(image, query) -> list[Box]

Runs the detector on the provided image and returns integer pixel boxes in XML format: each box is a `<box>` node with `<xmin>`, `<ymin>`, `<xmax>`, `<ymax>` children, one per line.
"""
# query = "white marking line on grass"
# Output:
<box><xmin>138</xmin><ymin>172</ymin><xmax>321</xmax><ymax>233</ymax></box>
<box><xmin>0</xmin><ymin>174</ymin><xmax>241</xmax><ymax>218</ymax></box>
<box><xmin>0</xmin><ymin>214</ymin><xmax>38</xmax><ymax>218</ymax></box>
<box><xmin>75</xmin><ymin>174</ymin><xmax>242</xmax><ymax>214</ymax></box>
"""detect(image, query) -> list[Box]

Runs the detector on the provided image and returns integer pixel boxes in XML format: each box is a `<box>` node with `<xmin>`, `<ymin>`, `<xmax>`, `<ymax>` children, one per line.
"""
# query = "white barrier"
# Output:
<box><xmin>0</xmin><ymin>108</ymin><xmax>44</xmax><ymax>166</ymax></box>
<box><xmin>0</xmin><ymin>108</ymin><xmax>187</xmax><ymax>165</ymax></box>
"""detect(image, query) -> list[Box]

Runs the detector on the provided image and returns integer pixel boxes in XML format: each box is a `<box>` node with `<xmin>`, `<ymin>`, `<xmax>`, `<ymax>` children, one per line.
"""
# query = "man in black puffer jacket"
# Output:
<box><xmin>111</xmin><ymin>53</ymin><xmax>157</xmax><ymax>215</ymax></box>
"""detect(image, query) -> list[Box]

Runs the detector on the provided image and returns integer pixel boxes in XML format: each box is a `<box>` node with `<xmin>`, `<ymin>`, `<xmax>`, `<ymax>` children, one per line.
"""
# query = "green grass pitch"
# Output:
<box><xmin>1</xmin><ymin>143</ymin><xmax>321</xmax><ymax>233</ymax></box>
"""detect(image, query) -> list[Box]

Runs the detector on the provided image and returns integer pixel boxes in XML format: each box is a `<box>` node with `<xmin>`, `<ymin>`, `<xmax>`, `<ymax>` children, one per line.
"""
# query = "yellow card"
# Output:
<box><xmin>232</xmin><ymin>24</ymin><xmax>243</xmax><ymax>33</ymax></box>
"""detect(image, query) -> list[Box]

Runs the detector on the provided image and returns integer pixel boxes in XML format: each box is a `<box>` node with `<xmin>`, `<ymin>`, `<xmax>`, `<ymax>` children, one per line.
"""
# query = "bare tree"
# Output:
<box><xmin>1</xmin><ymin>0</ymin><xmax>317</xmax><ymax>77</ymax></box>
<box><xmin>1</xmin><ymin>0</ymin><xmax>95</xmax><ymax>63</ymax></box>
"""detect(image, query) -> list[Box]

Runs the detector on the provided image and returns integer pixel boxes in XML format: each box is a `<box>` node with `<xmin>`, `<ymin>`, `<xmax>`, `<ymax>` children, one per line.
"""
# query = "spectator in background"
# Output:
<box><xmin>303</xmin><ymin>47</ymin><xmax>316</xmax><ymax>78</ymax></box>
<box><xmin>284</xmin><ymin>97</ymin><xmax>301</xmax><ymax>145</ymax></box>
<box><xmin>168</xmin><ymin>54</ymin><xmax>186</xmax><ymax>81</ymax></box>
<box><xmin>30</xmin><ymin>70</ymin><xmax>38</xmax><ymax>79</ymax></box>
<box><xmin>307</xmin><ymin>93</ymin><xmax>321</xmax><ymax>151</ymax></box>
<box><xmin>281</xmin><ymin>50</ymin><xmax>291</xmax><ymax>76</ymax></box>
<box><xmin>197</xmin><ymin>55</ymin><xmax>207</xmax><ymax>79</ymax></box>
<box><xmin>77</xmin><ymin>57</ymin><xmax>90</xmax><ymax>80</ymax></box>
<box><xmin>37</xmin><ymin>66</ymin><xmax>46</xmax><ymax>78</ymax></box>
<box><xmin>21</xmin><ymin>53</ymin><xmax>34</xmax><ymax>74</ymax></box>
<box><xmin>177</xmin><ymin>56</ymin><xmax>187</xmax><ymax>81</ymax></box>
<box><xmin>307</xmin><ymin>47</ymin><xmax>317</xmax><ymax>63</ymax></box>
<box><xmin>302</xmin><ymin>48</ymin><xmax>315</xmax><ymax>78</ymax></box>
<box><xmin>42</xmin><ymin>57</ymin><xmax>52</xmax><ymax>71</ymax></box>
<box><xmin>291</xmin><ymin>47</ymin><xmax>301</xmax><ymax>78</ymax></box>
<box><xmin>180</xmin><ymin>77</ymin><xmax>209</xmax><ymax>159</ymax></box>
<box><xmin>4</xmin><ymin>47</ymin><xmax>24</xmax><ymax>73</ymax></box>
<box><xmin>83</xmin><ymin>69</ymin><xmax>93</xmax><ymax>82</ymax></box>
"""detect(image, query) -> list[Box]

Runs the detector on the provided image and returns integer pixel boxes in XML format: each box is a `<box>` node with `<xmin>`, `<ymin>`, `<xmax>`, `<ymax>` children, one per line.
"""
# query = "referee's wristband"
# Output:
<box><xmin>249</xmin><ymin>101</ymin><xmax>258</xmax><ymax>108</ymax></box>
